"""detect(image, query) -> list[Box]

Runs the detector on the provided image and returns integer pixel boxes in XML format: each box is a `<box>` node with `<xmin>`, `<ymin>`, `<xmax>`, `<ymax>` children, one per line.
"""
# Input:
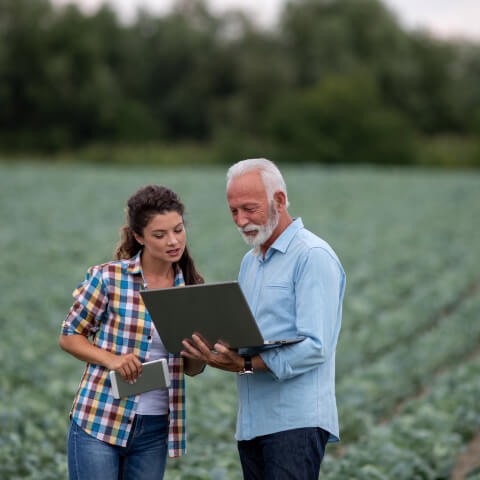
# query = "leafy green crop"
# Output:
<box><xmin>1</xmin><ymin>162</ymin><xmax>479</xmax><ymax>479</ymax></box>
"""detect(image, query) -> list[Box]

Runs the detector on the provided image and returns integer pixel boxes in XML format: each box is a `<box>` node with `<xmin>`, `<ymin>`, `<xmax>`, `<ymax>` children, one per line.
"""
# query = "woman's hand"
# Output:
<box><xmin>59</xmin><ymin>334</ymin><xmax>142</xmax><ymax>383</ymax></box>
<box><xmin>107</xmin><ymin>353</ymin><xmax>143</xmax><ymax>384</ymax></box>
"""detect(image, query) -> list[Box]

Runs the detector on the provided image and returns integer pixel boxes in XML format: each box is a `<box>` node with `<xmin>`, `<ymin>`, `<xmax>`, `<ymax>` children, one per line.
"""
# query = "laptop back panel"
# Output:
<box><xmin>140</xmin><ymin>282</ymin><xmax>266</xmax><ymax>353</ymax></box>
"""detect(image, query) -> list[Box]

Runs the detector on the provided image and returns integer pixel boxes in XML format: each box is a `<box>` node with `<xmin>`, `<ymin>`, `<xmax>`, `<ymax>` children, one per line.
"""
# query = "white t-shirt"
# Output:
<box><xmin>136</xmin><ymin>325</ymin><xmax>169</xmax><ymax>415</ymax></box>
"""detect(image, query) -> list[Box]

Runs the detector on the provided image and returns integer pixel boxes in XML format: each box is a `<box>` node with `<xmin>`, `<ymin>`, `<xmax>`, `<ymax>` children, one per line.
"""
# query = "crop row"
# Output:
<box><xmin>1</xmin><ymin>164</ymin><xmax>479</xmax><ymax>479</ymax></box>
<box><xmin>337</xmin><ymin>273</ymin><xmax>479</xmax><ymax>379</ymax></box>
<box><xmin>336</xmin><ymin>293</ymin><xmax>480</xmax><ymax>443</ymax></box>
<box><xmin>322</xmin><ymin>352</ymin><xmax>480</xmax><ymax>479</ymax></box>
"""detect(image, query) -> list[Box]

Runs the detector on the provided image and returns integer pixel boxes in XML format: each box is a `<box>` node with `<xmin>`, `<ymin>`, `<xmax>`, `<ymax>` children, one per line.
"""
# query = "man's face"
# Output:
<box><xmin>227</xmin><ymin>171</ymin><xmax>279</xmax><ymax>247</ymax></box>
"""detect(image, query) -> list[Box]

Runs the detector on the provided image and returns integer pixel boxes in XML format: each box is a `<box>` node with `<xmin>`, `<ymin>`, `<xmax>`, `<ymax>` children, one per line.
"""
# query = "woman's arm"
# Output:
<box><xmin>59</xmin><ymin>334</ymin><xmax>142</xmax><ymax>383</ymax></box>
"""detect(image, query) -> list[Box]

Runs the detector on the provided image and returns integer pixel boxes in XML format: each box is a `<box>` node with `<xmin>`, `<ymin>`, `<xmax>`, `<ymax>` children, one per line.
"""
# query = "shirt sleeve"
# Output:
<box><xmin>61</xmin><ymin>265</ymin><xmax>108</xmax><ymax>337</ymax></box>
<box><xmin>259</xmin><ymin>247</ymin><xmax>345</xmax><ymax>381</ymax></box>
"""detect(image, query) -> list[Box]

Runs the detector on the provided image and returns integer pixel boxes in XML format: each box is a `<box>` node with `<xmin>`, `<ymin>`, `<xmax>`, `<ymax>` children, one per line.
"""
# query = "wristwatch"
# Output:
<box><xmin>238</xmin><ymin>355</ymin><xmax>254</xmax><ymax>375</ymax></box>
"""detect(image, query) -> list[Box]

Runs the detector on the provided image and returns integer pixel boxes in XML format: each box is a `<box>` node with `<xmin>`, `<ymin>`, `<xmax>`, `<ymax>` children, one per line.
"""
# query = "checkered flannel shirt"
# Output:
<box><xmin>62</xmin><ymin>251</ymin><xmax>186</xmax><ymax>457</ymax></box>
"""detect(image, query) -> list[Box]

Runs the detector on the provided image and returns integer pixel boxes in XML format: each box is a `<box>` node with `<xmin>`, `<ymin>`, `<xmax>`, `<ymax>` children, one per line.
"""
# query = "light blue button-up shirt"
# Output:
<box><xmin>236</xmin><ymin>218</ymin><xmax>345</xmax><ymax>442</ymax></box>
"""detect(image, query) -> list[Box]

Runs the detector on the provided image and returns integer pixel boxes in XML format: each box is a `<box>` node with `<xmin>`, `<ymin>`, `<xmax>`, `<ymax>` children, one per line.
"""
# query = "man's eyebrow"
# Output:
<box><xmin>230</xmin><ymin>203</ymin><xmax>257</xmax><ymax>210</ymax></box>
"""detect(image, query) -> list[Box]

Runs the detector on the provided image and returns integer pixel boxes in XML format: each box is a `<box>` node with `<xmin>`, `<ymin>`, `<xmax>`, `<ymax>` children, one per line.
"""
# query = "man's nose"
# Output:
<box><xmin>235</xmin><ymin>211</ymin><xmax>249</xmax><ymax>228</ymax></box>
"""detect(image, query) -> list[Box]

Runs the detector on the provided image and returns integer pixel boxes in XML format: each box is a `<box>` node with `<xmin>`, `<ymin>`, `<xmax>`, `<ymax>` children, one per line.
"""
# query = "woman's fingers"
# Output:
<box><xmin>132</xmin><ymin>355</ymin><xmax>143</xmax><ymax>378</ymax></box>
<box><xmin>122</xmin><ymin>361</ymin><xmax>134</xmax><ymax>383</ymax></box>
<box><xmin>119</xmin><ymin>366</ymin><xmax>129</xmax><ymax>382</ymax></box>
<box><xmin>115</xmin><ymin>354</ymin><xmax>143</xmax><ymax>383</ymax></box>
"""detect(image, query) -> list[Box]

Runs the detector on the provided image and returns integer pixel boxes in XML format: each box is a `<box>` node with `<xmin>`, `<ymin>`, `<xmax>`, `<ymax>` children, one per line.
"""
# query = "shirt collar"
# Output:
<box><xmin>174</xmin><ymin>263</ymin><xmax>185</xmax><ymax>287</ymax></box>
<box><xmin>124</xmin><ymin>250</ymin><xmax>185</xmax><ymax>287</ymax></box>
<box><xmin>125</xmin><ymin>251</ymin><xmax>142</xmax><ymax>274</ymax></box>
<box><xmin>254</xmin><ymin>217</ymin><xmax>304</xmax><ymax>259</ymax></box>
<box><xmin>270</xmin><ymin>217</ymin><xmax>304</xmax><ymax>254</ymax></box>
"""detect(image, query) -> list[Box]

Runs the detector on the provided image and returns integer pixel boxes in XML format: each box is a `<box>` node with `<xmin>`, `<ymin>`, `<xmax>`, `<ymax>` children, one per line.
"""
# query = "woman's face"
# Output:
<box><xmin>135</xmin><ymin>211</ymin><xmax>186</xmax><ymax>265</ymax></box>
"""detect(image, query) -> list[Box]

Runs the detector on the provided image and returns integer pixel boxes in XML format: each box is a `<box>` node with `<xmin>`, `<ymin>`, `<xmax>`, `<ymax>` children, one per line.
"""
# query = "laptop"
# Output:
<box><xmin>140</xmin><ymin>281</ymin><xmax>305</xmax><ymax>354</ymax></box>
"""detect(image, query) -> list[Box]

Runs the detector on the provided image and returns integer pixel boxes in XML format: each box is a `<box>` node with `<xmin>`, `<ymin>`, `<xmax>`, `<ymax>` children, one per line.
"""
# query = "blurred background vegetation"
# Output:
<box><xmin>2</xmin><ymin>3</ymin><xmax>480</xmax><ymax>477</ymax></box>
<box><xmin>1</xmin><ymin>0</ymin><xmax>480</xmax><ymax>167</ymax></box>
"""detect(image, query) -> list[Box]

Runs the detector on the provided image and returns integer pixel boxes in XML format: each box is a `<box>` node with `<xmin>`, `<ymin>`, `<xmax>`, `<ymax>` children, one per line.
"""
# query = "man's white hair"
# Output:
<box><xmin>226</xmin><ymin>158</ymin><xmax>290</xmax><ymax>207</ymax></box>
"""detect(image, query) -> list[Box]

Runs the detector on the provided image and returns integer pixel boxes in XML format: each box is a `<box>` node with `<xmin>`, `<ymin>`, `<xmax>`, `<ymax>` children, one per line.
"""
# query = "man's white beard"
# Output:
<box><xmin>238</xmin><ymin>202</ymin><xmax>279</xmax><ymax>248</ymax></box>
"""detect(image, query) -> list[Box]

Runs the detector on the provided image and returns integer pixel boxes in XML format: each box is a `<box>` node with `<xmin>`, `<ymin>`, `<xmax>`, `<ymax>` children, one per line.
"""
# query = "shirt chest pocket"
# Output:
<box><xmin>263</xmin><ymin>283</ymin><xmax>295</xmax><ymax>319</ymax></box>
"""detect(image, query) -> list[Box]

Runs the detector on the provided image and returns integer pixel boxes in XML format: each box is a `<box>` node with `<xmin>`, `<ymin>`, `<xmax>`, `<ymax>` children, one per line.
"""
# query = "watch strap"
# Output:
<box><xmin>238</xmin><ymin>355</ymin><xmax>254</xmax><ymax>375</ymax></box>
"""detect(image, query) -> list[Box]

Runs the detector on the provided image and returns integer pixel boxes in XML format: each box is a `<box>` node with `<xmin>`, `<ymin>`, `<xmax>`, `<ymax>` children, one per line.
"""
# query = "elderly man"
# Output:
<box><xmin>182</xmin><ymin>158</ymin><xmax>345</xmax><ymax>479</ymax></box>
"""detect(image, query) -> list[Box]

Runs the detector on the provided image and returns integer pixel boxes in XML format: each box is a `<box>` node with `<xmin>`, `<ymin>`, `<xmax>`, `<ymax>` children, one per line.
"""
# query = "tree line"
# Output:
<box><xmin>1</xmin><ymin>0</ymin><xmax>479</xmax><ymax>165</ymax></box>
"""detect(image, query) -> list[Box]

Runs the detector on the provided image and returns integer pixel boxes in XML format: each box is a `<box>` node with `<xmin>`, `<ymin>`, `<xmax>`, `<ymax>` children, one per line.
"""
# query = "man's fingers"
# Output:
<box><xmin>192</xmin><ymin>334</ymin><xmax>214</xmax><ymax>355</ymax></box>
<box><xmin>182</xmin><ymin>338</ymin><xmax>198</xmax><ymax>351</ymax></box>
<box><xmin>213</xmin><ymin>342</ymin><xmax>229</xmax><ymax>354</ymax></box>
<box><xmin>183</xmin><ymin>335</ymin><xmax>241</xmax><ymax>371</ymax></box>
<box><xmin>214</xmin><ymin>343</ymin><xmax>239</xmax><ymax>361</ymax></box>
<box><xmin>181</xmin><ymin>339</ymin><xmax>203</xmax><ymax>359</ymax></box>
<box><xmin>194</xmin><ymin>332</ymin><xmax>212</xmax><ymax>348</ymax></box>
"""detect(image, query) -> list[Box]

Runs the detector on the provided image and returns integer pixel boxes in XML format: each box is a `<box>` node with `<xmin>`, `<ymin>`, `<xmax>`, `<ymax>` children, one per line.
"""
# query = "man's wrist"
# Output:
<box><xmin>238</xmin><ymin>355</ymin><xmax>254</xmax><ymax>375</ymax></box>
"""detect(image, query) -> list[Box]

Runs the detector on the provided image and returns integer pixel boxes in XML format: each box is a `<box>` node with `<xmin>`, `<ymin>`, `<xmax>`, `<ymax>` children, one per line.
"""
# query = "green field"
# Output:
<box><xmin>1</xmin><ymin>162</ymin><xmax>479</xmax><ymax>479</ymax></box>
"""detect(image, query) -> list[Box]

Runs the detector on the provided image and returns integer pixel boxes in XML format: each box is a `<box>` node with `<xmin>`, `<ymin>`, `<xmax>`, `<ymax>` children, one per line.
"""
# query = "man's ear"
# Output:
<box><xmin>273</xmin><ymin>191</ymin><xmax>287</xmax><ymax>212</ymax></box>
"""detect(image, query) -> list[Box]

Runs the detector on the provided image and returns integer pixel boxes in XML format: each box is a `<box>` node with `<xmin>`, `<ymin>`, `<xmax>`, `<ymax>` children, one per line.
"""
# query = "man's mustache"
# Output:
<box><xmin>241</xmin><ymin>224</ymin><xmax>261</xmax><ymax>233</ymax></box>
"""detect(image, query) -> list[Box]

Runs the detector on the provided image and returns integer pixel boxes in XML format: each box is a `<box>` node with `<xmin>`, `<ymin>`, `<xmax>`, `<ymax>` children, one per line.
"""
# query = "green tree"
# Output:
<box><xmin>278</xmin><ymin>0</ymin><xmax>473</xmax><ymax>134</ymax></box>
<box><xmin>279</xmin><ymin>0</ymin><xmax>408</xmax><ymax>84</ymax></box>
<box><xmin>124</xmin><ymin>0</ymin><xmax>226</xmax><ymax>140</ymax></box>
<box><xmin>266</xmin><ymin>72</ymin><xmax>416</xmax><ymax>164</ymax></box>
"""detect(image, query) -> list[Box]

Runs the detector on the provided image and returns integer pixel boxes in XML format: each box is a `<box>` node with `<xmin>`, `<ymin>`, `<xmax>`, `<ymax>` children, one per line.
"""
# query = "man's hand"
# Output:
<box><xmin>181</xmin><ymin>334</ymin><xmax>244</xmax><ymax>372</ymax></box>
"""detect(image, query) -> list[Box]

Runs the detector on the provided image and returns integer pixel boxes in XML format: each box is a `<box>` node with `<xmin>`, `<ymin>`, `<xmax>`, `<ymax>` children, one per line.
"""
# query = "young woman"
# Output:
<box><xmin>60</xmin><ymin>185</ymin><xmax>205</xmax><ymax>480</ymax></box>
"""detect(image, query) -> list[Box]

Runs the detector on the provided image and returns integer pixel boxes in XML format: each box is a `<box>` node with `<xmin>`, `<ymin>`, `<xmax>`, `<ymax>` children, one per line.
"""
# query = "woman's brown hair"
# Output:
<box><xmin>114</xmin><ymin>185</ymin><xmax>204</xmax><ymax>285</ymax></box>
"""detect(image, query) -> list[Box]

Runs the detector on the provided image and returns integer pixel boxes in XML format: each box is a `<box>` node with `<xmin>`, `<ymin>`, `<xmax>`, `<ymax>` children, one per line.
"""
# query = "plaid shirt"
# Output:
<box><xmin>62</xmin><ymin>252</ymin><xmax>186</xmax><ymax>457</ymax></box>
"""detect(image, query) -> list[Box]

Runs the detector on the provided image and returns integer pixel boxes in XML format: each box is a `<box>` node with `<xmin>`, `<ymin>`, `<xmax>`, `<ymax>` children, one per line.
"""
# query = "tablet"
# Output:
<box><xmin>109</xmin><ymin>358</ymin><xmax>170</xmax><ymax>399</ymax></box>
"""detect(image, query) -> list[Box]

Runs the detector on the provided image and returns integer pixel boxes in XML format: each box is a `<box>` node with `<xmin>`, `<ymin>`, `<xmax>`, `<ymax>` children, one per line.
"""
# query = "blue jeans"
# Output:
<box><xmin>237</xmin><ymin>427</ymin><xmax>330</xmax><ymax>480</ymax></box>
<box><xmin>67</xmin><ymin>414</ymin><xmax>168</xmax><ymax>480</ymax></box>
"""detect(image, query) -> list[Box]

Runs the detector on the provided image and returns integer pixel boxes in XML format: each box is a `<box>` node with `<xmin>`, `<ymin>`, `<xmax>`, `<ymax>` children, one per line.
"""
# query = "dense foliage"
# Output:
<box><xmin>1</xmin><ymin>0</ymin><xmax>480</xmax><ymax>165</ymax></box>
<box><xmin>1</xmin><ymin>162</ymin><xmax>479</xmax><ymax>478</ymax></box>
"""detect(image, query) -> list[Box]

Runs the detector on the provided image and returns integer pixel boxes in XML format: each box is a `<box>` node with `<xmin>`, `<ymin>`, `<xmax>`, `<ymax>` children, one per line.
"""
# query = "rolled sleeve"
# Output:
<box><xmin>61</xmin><ymin>266</ymin><xmax>108</xmax><ymax>337</ymax></box>
<box><xmin>260</xmin><ymin>247</ymin><xmax>344</xmax><ymax>381</ymax></box>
